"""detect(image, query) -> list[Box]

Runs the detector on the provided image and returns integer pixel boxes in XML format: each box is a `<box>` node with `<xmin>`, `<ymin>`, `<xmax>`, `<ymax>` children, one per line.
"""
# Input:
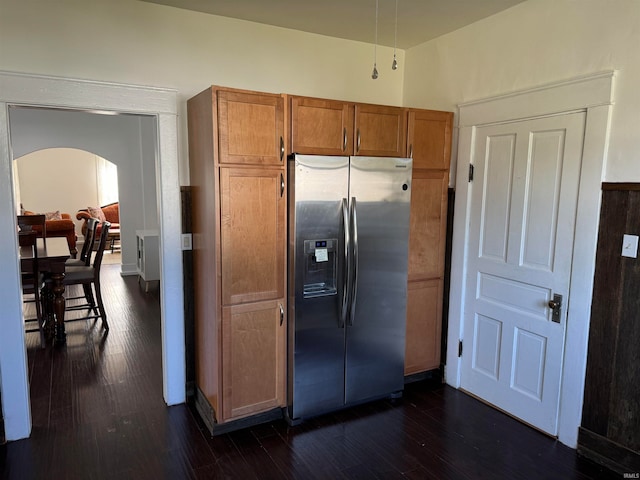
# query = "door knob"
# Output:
<box><xmin>548</xmin><ymin>294</ymin><xmax>562</xmax><ymax>323</ymax></box>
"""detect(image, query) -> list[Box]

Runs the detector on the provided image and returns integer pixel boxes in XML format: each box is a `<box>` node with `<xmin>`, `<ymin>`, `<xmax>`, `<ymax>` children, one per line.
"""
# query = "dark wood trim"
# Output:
<box><xmin>602</xmin><ymin>182</ymin><xmax>640</xmax><ymax>191</ymax></box>
<box><xmin>578</xmin><ymin>427</ymin><xmax>640</xmax><ymax>474</ymax></box>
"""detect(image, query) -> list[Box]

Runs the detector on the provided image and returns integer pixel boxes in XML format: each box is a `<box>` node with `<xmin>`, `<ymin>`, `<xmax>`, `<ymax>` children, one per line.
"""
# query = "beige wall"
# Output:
<box><xmin>0</xmin><ymin>0</ymin><xmax>405</xmax><ymax>184</ymax></box>
<box><xmin>15</xmin><ymin>148</ymin><xmax>100</xmax><ymax>236</ymax></box>
<box><xmin>1</xmin><ymin>1</ymin><xmax>637</xmax><ymax>183</ymax></box>
<box><xmin>403</xmin><ymin>0</ymin><xmax>640</xmax><ymax>183</ymax></box>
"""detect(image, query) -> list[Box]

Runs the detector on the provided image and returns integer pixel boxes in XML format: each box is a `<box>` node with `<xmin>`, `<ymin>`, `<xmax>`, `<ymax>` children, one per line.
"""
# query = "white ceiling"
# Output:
<box><xmin>141</xmin><ymin>0</ymin><xmax>526</xmax><ymax>49</ymax></box>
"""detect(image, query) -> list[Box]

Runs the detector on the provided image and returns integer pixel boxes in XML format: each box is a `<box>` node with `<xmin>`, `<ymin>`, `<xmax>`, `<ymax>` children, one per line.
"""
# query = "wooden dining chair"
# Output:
<box><xmin>17</xmin><ymin>215</ymin><xmax>47</xmax><ymax>348</ymax></box>
<box><xmin>66</xmin><ymin>217</ymin><xmax>99</xmax><ymax>267</ymax></box>
<box><xmin>63</xmin><ymin>221</ymin><xmax>111</xmax><ymax>331</ymax></box>
<box><xmin>17</xmin><ymin>214</ymin><xmax>47</xmax><ymax>239</ymax></box>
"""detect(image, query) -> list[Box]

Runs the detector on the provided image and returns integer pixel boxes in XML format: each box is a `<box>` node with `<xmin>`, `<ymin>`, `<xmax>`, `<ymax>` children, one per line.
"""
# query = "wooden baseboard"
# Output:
<box><xmin>578</xmin><ymin>427</ymin><xmax>640</xmax><ymax>475</ymax></box>
<box><xmin>404</xmin><ymin>368</ymin><xmax>442</xmax><ymax>385</ymax></box>
<box><xmin>194</xmin><ymin>386</ymin><xmax>284</xmax><ymax>436</ymax></box>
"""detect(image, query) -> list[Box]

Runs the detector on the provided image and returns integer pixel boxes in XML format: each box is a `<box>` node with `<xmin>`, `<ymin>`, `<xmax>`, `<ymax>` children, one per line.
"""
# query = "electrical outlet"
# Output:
<box><xmin>181</xmin><ymin>233</ymin><xmax>193</xmax><ymax>251</ymax></box>
<box><xmin>622</xmin><ymin>234</ymin><xmax>639</xmax><ymax>258</ymax></box>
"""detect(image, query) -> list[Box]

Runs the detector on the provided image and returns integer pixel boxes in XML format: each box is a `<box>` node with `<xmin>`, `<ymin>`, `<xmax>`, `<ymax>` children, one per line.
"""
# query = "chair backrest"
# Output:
<box><xmin>19</xmin><ymin>228</ymin><xmax>39</xmax><ymax>285</ymax></box>
<box><xmin>92</xmin><ymin>221</ymin><xmax>111</xmax><ymax>272</ymax></box>
<box><xmin>79</xmin><ymin>217</ymin><xmax>100</xmax><ymax>266</ymax></box>
<box><xmin>17</xmin><ymin>214</ymin><xmax>46</xmax><ymax>239</ymax></box>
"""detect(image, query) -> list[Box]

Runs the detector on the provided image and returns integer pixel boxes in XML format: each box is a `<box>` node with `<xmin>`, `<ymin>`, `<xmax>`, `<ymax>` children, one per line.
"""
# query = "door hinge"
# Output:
<box><xmin>458</xmin><ymin>340</ymin><xmax>463</xmax><ymax>357</ymax></box>
<box><xmin>468</xmin><ymin>164</ymin><xmax>474</xmax><ymax>182</ymax></box>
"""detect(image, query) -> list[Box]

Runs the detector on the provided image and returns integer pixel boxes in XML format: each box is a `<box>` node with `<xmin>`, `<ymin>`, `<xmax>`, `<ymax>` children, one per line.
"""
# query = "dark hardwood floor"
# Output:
<box><xmin>1</xmin><ymin>263</ymin><xmax>619</xmax><ymax>479</ymax></box>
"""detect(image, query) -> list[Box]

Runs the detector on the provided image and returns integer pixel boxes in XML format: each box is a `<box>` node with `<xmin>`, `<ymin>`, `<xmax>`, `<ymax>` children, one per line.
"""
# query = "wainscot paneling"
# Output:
<box><xmin>578</xmin><ymin>183</ymin><xmax>640</xmax><ymax>474</ymax></box>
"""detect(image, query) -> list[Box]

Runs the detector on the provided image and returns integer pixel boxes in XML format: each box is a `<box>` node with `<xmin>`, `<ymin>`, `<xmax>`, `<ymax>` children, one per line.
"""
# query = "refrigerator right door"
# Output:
<box><xmin>345</xmin><ymin>156</ymin><xmax>413</xmax><ymax>404</ymax></box>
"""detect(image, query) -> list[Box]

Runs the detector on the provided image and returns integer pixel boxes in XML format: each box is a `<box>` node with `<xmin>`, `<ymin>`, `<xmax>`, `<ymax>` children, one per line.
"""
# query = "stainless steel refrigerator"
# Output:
<box><xmin>287</xmin><ymin>154</ymin><xmax>413</xmax><ymax>422</ymax></box>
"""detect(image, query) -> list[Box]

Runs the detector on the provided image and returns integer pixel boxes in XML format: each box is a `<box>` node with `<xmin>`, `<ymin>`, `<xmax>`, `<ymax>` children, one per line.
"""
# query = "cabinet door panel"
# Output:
<box><xmin>218</xmin><ymin>90</ymin><xmax>284</xmax><ymax>166</ymax></box>
<box><xmin>407</xmin><ymin>110</ymin><xmax>453</xmax><ymax>170</ymax></box>
<box><xmin>408</xmin><ymin>170</ymin><xmax>448</xmax><ymax>281</ymax></box>
<box><xmin>405</xmin><ymin>279</ymin><xmax>442</xmax><ymax>375</ymax></box>
<box><xmin>220</xmin><ymin>167</ymin><xmax>285</xmax><ymax>305</ymax></box>
<box><xmin>354</xmin><ymin>104</ymin><xmax>407</xmax><ymax>157</ymax></box>
<box><xmin>222</xmin><ymin>299</ymin><xmax>286</xmax><ymax>420</ymax></box>
<box><xmin>291</xmin><ymin>96</ymin><xmax>353</xmax><ymax>155</ymax></box>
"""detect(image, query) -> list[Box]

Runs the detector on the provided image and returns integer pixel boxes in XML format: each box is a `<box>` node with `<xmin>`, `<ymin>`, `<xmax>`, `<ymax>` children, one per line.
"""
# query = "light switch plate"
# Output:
<box><xmin>181</xmin><ymin>233</ymin><xmax>193</xmax><ymax>251</ymax></box>
<box><xmin>622</xmin><ymin>234</ymin><xmax>639</xmax><ymax>258</ymax></box>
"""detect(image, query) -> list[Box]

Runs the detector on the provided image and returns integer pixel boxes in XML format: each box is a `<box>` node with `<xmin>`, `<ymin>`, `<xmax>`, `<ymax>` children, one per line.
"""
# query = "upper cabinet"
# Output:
<box><xmin>218</xmin><ymin>90</ymin><xmax>285</xmax><ymax>166</ymax></box>
<box><xmin>354</xmin><ymin>103</ymin><xmax>407</xmax><ymax>157</ymax></box>
<box><xmin>407</xmin><ymin>109</ymin><xmax>453</xmax><ymax>170</ymax></box>
<box><xmin>289</xmin><ymin>96</ymin><xmax>407</xmax><ymax>157</ymax></box>
<box><xmin>290</xmin><ymin>96</ymin><xmax>353</xmax><ymax>155</ymax></box>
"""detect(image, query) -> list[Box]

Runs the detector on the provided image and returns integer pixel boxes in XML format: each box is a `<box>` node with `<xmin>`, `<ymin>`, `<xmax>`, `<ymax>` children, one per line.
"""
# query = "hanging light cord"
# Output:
<box><xmin>392</xmin><ymin>0</ymin><xmax>398</xmax><ymax>70</ymax></box>
<box><xmin>372</xmin><ymin>0</ymin><xmax>379</xmax><ymax>79</ymax></box>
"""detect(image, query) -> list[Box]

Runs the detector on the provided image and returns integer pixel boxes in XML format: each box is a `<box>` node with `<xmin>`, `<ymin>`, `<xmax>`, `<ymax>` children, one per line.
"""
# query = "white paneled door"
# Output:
<box><xmin>460</xmin><ymin>112</ymin><xmax>586</xmax><ymax>435</ymax></box>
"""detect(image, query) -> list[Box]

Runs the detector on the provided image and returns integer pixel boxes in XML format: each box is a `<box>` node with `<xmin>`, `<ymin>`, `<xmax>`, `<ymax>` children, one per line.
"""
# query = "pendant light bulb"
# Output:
<box><xmin>372</xmin><ymin>64</ymin><xmax>379</xmax><ymax>79</ymax></box>
<box><xmin>392</xmin><ymin>55</ymin><xmax>398</xmax><ymax>71</ymax></box>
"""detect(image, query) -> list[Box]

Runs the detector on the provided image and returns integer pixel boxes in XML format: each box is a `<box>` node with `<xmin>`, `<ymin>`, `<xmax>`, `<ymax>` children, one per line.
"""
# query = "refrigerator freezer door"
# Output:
<box><xmin>345</xmin><ymin>156</ymin><xmax>412</xmax><ymax>404</ymax></box>
<box><xmin>289</xmin><ymin>155</ymin><xmax>349</xmax><ymax>420</ymax></box>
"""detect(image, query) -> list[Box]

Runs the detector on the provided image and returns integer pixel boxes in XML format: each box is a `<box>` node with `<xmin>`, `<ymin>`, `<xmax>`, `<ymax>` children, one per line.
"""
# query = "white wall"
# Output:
<box><xmin>0</xmin><ymin>0</ymin><xmax>405</xmax><ymax>185</ymax></box>
<box><xmin>403</xmin><ymin>0</ymin><xmax>640</xmax><ymax>183</ymax></box>
<box><xmin>16</xmin><ymin>148</ymin><xmax>101</xmax><ymax>236</ymax></box>
<box><xmin>9</xmin><ymin>107</ymin><xmax>159</xmax><ymax>274</ymax></box>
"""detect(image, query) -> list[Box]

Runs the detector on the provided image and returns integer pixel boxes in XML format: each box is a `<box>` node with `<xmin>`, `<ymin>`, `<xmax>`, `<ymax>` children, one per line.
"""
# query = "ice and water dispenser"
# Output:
<box><xmin>302</xmin><ymin>239</ymin><xmax>338</xmax><ymax>298</ymax></box>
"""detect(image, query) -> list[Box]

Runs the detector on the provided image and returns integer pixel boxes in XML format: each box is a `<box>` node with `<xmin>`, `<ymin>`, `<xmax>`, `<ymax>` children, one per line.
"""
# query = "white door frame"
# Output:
<box><xmin>0</xmin><ymin>71</ymin><xmax>186</xmax><ymax>440</ymax></box>
<box><xmin>447</xmin><ymin>71</ymin><xmax>615</xmax><ymax>448</ymax></box>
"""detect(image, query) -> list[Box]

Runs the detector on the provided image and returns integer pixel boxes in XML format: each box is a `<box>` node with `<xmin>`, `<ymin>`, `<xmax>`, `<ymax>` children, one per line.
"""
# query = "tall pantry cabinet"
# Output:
<box><xmin>188</xmin><ymin>87</ymin><xmax>287</xmax><ymax>431</ymax></box>
<box><xmin>404</xmin><ymin>109</ymin><xmax>453</xmax><ymax>375</ymax></box>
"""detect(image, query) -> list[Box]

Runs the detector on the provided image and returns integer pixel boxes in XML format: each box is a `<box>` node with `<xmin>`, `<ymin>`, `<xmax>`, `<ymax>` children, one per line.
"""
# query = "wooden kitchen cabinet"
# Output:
<box><xmin>218</xmin><ymin>89</ymin><xmax>285</xmax><ymax>166</ymax></box>
<box><xmin>289</xmin><ymin>96</ymin><xmax>353</xmax><ymax>155</ymax></box>
<box><xmin>404</xmin><ymin>110</ymin><xmax>453</xmax><ymax>376</ymax></box>
<box><xmin>405</xmin><ymin>279</ymin><xmax>443</xmax><ymax>375</ymax></box>
<box><xmin>220</xmin><ymin>167</ymin><xmax>285</xmax><ymax>305</ymax></box>
<box><xmin>288</xmin><ymin>94</ymin><xmax>452</xmax><ymax>376</ymax></box>
<box><xmin>288</xmin><ymin>95</ymin><xmax>406</xmax><ymax>157</ymax></box>
<box><xmin>354</xmin><ymin>103</ymin><xmax>407</xmax><ymax>157</ymax></box>
<box><xmin>221</xmin><ymin>299</ymin><xmax>286</xmax><ymax>421</ymax></box>
<box><xmin>407</xmin><ymin>109</ymin><xmax>453</xmax><ymax>170</ymax></box>
<box><xmin>188</xmin><ymin>86</ymin><xmax>287</xmax><ymax>433</ymax></box>
<box><xmin>407</xmin><ymin>170</ymin><xmax>449</xmax><ymax>282</ymax></box>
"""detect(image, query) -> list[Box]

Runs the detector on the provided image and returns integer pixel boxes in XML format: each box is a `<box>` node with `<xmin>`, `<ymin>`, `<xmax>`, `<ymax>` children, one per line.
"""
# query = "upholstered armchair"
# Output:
<box><xmin>76</xmin><ymin>202</ymin><xmax>120</xmax><ymax>237</ymax></box>
<box><xmin>22</xmin><ymin>210</ymin><xmax>78</xmax><ymax>255</ymax></box>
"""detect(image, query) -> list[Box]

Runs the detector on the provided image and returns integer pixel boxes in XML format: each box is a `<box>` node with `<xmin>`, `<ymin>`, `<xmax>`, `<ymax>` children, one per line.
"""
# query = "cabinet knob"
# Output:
<box><xmin>356</xmin><ymin>129</ymin><xmax>361</xmax><ymax>153</ymax></box>
<box><xmin>279</xmin><ymin>303</ymin><xmax>284</xmax><ymax>326</ymax></box>
<box><xmin>280</xmin><ymin>173</ymin><xmax>285</xmax><ymax>198</ymax></box>
<box><xmin>343</xmin><ymin>128</ymin><xmax>347</xmax><ymax>152</ymax></box>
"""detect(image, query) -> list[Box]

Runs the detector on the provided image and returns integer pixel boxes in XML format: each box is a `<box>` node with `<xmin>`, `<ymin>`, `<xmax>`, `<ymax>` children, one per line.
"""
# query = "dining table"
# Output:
<box><xmin>20</xmin><ymin>237</ymin><xmax>71</xmax><ymax>344</ymax></box>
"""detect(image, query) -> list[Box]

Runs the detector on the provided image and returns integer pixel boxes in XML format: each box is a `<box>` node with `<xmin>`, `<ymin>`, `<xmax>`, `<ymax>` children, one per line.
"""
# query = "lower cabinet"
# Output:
<box><xmin>405</xmin><ymin>279</ymin><xmax>443</xmax><ymax>375</ymax></box>
<box><xmin>221</xmin><ymin>299</ymin><xmax>286</xmax><ymax>422</ymax></box>
<box><xmin>404</xmin><ymin>169</ymin><xmax>448</xmax><ymax>376</ymax></box>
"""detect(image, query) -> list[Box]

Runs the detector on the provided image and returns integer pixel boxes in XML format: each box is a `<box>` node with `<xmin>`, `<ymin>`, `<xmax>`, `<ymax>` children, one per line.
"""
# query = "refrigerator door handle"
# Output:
<box><xmin>349</xmin><ymin>196</ymin><xmax>359</xmax><ymax>326</ymax></box>
<box><xmin>340</xmin><ymin>197</ymin><xmax>350</xmax><ymax>328</ymax></box>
